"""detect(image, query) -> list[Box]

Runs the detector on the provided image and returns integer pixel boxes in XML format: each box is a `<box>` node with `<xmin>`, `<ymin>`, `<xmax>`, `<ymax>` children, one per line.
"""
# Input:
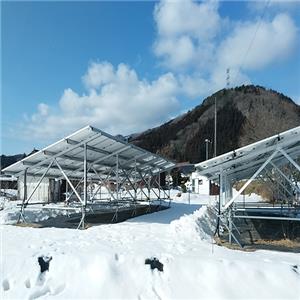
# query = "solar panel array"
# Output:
<box><xmin>195</xmin><ymin>126</ymin><xmax>300</xmax><ymax>181</ymax></box>
<box><xmin>3</xmin><ymin>126</ymin><xmax>176</xmax><ymax>180</ymax></box>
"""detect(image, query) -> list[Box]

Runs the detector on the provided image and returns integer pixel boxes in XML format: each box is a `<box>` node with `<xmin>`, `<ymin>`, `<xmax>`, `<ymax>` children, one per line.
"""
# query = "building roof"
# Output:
<box><xmin>3</xmin><ymin>126</ymin><xmax>175</xmax><ymax>180</ymax></box>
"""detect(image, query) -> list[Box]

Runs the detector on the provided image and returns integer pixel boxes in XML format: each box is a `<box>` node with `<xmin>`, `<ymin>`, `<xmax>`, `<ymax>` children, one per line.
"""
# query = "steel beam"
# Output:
<box><xmin>223</xmin><ymin>149</ymin><xmax>279</xmax><ymax>211</ymax></box>
<box><xmin>54</xmin><ymin>159</ymin><xmax>83</xmax><ymax>204</ymax></box>
<box><xmin>198</xmin><ymin>138</ymin><xmax>299</xmax><ymax>177</ymax></box>
<box><xmin>270</xmin><ymin>162</ymin><xmax>300</xmax><ymax>194</ymax></box>
<box><xmin>234</xmin><ymin>215</ymin><xmax>300</xmax><ymax>221</ymax></box>
<box><xmin>279</xmin><ymin>148</ymin><xmax>300</xmax><ymax>172</ymax></box>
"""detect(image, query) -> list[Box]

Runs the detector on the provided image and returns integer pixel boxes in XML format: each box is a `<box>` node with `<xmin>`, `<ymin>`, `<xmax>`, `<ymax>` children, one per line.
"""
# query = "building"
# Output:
<box><xmin>17</xmin><ymin>176</ymin><xmax>62</xmax><ymax>203</ymax></box>
<box><xmin>190</xmin><ymin>171</ymin><xmax>210</xmax><ymax>194</ymax></box>
<box><xmin>0</xmin><ymin>175</ymin><xmax>18</xmax><ymax>190</ymax></box>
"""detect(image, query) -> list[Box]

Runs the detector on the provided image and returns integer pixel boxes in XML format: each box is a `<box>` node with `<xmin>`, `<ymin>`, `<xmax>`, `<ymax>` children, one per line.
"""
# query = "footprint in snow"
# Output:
<box><xmin>2</xmin><ymin>279</ymin><xmax>10</xmax><ymax>291</ymax></box>
<box><xmin>25</xmin><ymin>278</ymin><xmax>31</xmax><ymax>288</ymax></box>
<box><xmin>28</xmin><ymin>285</ymin><xmax>51</xmax><ymax>300</ymax></box>
<box><xmin>152</xmin><ymin>286</ymin><xmax>162</xmax><ymax>300</ymax></box>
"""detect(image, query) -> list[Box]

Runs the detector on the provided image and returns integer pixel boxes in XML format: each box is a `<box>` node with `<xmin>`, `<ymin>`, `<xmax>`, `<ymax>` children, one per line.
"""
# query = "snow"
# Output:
<box><xmin>232</xmin><ymin>189</ymin><xmax>266</xmax><ymax>203</ymax></box>
<box><xmin>0</xmin><ymin>199</ymin><xmax>76</xmax><ymax>226</ymax></box>
<box><xmin>1</xmin><ymin>191</ymin><xmax>300</xmax><ymax>299</ymax></box>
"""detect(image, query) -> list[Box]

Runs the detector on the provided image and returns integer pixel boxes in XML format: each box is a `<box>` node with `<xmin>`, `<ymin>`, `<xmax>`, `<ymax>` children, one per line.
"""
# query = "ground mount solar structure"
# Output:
<box><xmin>196</xmin><ymin>126</ymin><xmax>300</xmax><ymax>246</ymax></box>
<box><xmin>3</xmin><ymin>126</ymin><xmax>176</xmax><ymax>228</ymax></box>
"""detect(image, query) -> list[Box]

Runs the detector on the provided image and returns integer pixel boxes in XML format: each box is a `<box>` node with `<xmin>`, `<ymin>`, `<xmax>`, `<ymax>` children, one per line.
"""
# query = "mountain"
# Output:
<box><xmin>0</xmin><ymin>149</ymin><xmax>39</xmax><ymax>172</ymax></box>
<box><xmin>1</xmin><ymin>85</ymin><xmax>299</xmax><ymax>169</ymax></box>
<box><xmin>130</xmin><ymin>85</ymin><xmax>300</xmax><ymax>163</ymax></box>
<box><xmin>0</xmin><ymin>154</ymin><xmax>26</xmax><ymax>171</ymax></box>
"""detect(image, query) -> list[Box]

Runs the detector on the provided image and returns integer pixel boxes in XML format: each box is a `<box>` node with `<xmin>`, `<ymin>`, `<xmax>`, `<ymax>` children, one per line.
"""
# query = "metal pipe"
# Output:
<box><xmin>234</xmin><ymin>215</ymin><xmax>300</xmax><ymax>221</ymax></box>
<box><xmin>280</xmin><ymin>148</ymin><xmax>300</xmax><ymax>172</ymax></box>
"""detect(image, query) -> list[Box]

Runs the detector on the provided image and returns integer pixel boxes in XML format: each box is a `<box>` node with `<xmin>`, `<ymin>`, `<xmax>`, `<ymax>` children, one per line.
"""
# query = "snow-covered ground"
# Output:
<box><xmin>1</xmin><ymin>191</ymin><xmax>299</xmax><ymax>299</ymax></box>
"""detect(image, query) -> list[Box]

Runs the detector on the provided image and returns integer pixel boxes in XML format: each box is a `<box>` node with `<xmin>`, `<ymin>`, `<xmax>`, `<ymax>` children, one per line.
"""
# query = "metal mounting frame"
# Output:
<box><xmin>196</xmin><ymin>126</ymin><xmax>300</xmax><ymax>246</ymax></box>
<box><xmin>3</xmin><ymin>126</ymin><xmax>175</xmax><ymax>228</ymax></box>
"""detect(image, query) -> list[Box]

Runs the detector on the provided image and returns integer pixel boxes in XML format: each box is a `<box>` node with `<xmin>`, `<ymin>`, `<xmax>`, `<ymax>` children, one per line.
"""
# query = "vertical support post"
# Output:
<box><xmin>18</xmin><ymin>168</ymin><xmax>28</xmax><ymax>223</ymax></box>
<box><xmin>134</xmin><ymin>159</ymin><xmax>137</xmax><ymax>200</ymax></box>
<box><xmin>82</xmin><ymin>142</ymin><xmax>88</xmax><ymax>229</ymax></box>
<box><xmin>228</xmin><ymin>209</ymin><xmax>232</xmax><ymax>244</ymax></box>
<box><xmin>100</xmin><ymin>180</ymin><xmax>102</xmax><ymax>200</ymax></box>
<box><xmin>216</xmin><ymin>172</ymin><xmax>221</xmax><ymax>237</ymax></box>
<box><xmin>224</xmin><ymin>171</ymin><xmax>228</xmax><ymax>205</ymax></box>
<box><xmin>168</xmin><ymin>170</ymin><xmax>171</xmax><ymax>206</ymax></box>
<box><xmin>65</xmin><ymin>180</ymin><xmax>68</xmax><ymax>203</ymax></box>
<box><xmin>219</xmin><ymin>168</ymin><xmax>223</xmax><ymax>208</ymax></box>
<box><xmin>116</xmin><ymin>154</ymin><xmax>119</xmax><ymax>201</ymax></box>
<box><xmin>158</xmin><ymin>171</ymin><xmax>161</xmax><ymax>207</ymax></box>
<box><xmin>147</xmin><ymin>170</ymin><xmax>151</xmax><ymax>212</ymax></box>
<box><xmin>115</xmin><ymin>154</ymin><xmax>119</xmax><ymax>221</ymax></box>
<box><xmin>147</xmin><ymin>172</ymin><xmax>151</xmax><ymax>200</ymax></box>
<box><xmin>24</xmin><ymin>168</ymin><xmax>28</xmax><ymax>203</ymax></box>
<box><xmin>214</xmin><ymin>97</ymin><xmax>217</xmax><ymax>157</ymax></box>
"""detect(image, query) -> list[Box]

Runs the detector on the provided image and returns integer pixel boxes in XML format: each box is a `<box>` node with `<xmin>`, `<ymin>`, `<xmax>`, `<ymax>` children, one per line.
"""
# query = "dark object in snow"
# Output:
<box><xmin>292</xmin><ymin>265</ymin><xmax>299</xmax><ymax>275</ymax></box>
<box><xmin>38</xmin><ymin>256</ymin><xmax>52</xmax><ymax>273</ymax></box>
<box><xmin>145</xmin><ymin>257</ymin><xmax>164</xmax><ymax>272</ymax></box>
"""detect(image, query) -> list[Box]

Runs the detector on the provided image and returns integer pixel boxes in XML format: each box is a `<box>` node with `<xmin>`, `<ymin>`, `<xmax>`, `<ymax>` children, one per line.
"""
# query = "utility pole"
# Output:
<box><xmin>214</xmin><ymin>97</ymin><xmax>217</xmax><ymax>157</ymax></box>
<box><xmin>205</xmin><ymin>139</ymin><xmax>211</xmax><ymax>160</ymax></box>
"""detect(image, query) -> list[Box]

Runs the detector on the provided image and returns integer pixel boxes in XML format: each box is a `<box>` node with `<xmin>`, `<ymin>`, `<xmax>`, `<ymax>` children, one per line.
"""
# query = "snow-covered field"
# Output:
<box><xmin>1</xmin><ymin>191</ymin><xmax>299</xmax><ymax>299</ymax></box>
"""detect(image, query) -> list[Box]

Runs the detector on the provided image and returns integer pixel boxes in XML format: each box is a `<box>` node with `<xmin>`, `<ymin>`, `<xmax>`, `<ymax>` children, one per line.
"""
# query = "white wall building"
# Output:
<box><xmin>189</xmin><ymin>171</ymin><xmax>210</xmax><ymax>195</ymax></box>
<box><xmin>18</xmin><ymin>176</ymin><xmax>61</xmax><ymax>203</ymax></box>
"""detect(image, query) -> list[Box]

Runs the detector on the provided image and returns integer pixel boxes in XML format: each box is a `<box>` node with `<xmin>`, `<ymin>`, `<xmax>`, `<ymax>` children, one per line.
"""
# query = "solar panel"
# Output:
<box><xmin>195</xmin><ymin>126</ymin><xmax>300</xmax><ymax>181</ymax></box>
<box><xmin>3</xmin><ymin>125</ymin><xmax>176</xmax><ymax>180</ymax></box>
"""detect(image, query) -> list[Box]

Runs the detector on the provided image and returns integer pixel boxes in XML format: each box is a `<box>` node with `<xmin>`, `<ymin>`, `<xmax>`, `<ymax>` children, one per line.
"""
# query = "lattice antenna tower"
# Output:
<box><xmin>226</xmin><ymin>68</ymin><xmax>230</xmax><ymax>88</ymax></box>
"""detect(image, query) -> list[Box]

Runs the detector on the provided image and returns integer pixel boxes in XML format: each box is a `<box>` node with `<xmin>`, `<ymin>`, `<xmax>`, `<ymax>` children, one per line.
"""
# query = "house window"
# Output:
<box><xmin>199</xmin><ymin>179</ymin><xmax>203</xmax><ymax>185</ymax></box>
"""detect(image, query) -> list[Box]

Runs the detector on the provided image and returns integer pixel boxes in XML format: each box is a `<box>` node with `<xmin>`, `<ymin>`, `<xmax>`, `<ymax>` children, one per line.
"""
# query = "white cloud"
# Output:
<box><xmin>218</xmin><ymin>13</ymin><xmax>298</xmax><ymax>71</ymax></box>
<box><xmin>248</xmin><ymin>0</ymin><xmax>300</xmax><ymax>14</ymax></box>
<box><xmin>153</xmin><ymin>0</ymin><xmax>298</xmax><ymax>98</ymax></box>
<box><xmin>30</xmin><ymin>103</ymin><xmax>49</xmax><ymax>122</ymax></box>
<box><xmin>18</xmin><ymin>0</ymin><xmax>299</xmax><ymax>142</ymax></box>
<box><xmin>155</xmin><ymin>36</ymin><xmax>197</xmax><ymax>69</ymax></box>
<box><xmin>22</xmin><ymin>63</ymin><xmax>180</xmax><ymax>140</ymax></box>
<box><xmin>82</xmin><ymin>61</ymin><xmax>115</xmax><ymax>89</ymax></box>
<box><xmin>154</xmin><ymin>0</ymin><xmax>220</xmax><ymax>40</ymax></box>
<box><xmin>153</xmin><ymin>0</ymin><xmax>220</xmax><ymax>70</ymax></box>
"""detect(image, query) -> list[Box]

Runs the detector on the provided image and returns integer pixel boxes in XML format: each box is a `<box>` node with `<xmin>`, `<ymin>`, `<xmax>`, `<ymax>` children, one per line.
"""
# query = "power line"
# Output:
<box><xmin>233</xmin><ymin>0</ymin><xmax>271</xmax><ymax>85</ymax></box>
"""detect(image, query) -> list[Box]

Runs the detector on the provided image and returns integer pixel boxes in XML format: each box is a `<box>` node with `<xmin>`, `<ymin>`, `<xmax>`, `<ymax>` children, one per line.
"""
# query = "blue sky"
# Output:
<box><xmin>1</xmin><ymin>0</ymin><xmax>300</xmax><ymax>155</ymax></box>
